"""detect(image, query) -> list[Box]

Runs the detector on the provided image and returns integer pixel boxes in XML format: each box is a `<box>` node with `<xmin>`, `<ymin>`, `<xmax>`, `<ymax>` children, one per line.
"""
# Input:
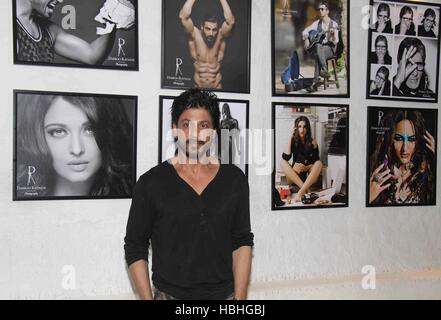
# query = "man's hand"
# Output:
<box><xmin>304</xmin><ymin>38</ymin><xmax>311</xmax><ymax>50</ymax></box>
<box><xmin>95</xmin><ymin>0</ymin><xmax>135</xmax><ymax>35</ymax></box>
<box><xmin>394</xmin><ymin>45</ymin><xmax>418</xmax><ymax>89</ymax></box>
<box><xmin>377</xmin><ymin>20</ymin><xmax>386</xmax><ymax>33</ymax></box>
<box><xmin>370</xmin><ymin>80</ymin><xmax>378</xmax><ymax>93</ymax></box>
<box><xmin>378</xmin><ymin>80</ymin><xmax>385</xmax><ymax>95</ymax></box>
<box><xmin>399</xmin><ymin>20</ymin><xmax>408</xmax><ymax>35</ymax></box>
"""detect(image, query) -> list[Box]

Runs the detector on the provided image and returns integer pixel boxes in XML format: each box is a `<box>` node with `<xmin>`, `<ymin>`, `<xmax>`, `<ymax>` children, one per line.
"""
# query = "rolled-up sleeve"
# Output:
<box><xmin>232</xmin><ymin>175</ymin><xmax>254</xmax><ymax>251</ymax></box>
<box><xmin>124</xmin><ymin>175</ymin><xmax>155</xmax><ymax>267</ymax></box>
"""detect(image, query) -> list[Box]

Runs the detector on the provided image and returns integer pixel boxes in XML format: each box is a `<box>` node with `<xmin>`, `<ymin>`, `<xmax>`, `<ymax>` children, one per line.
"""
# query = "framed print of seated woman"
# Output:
<box><xmin>272</xmin><ymin>103</ymin><xmax>349</xmax><ymax>210</ymax></box>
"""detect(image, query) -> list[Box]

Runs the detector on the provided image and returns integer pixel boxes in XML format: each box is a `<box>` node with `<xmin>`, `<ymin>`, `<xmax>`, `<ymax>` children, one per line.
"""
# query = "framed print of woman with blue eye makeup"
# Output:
<box><xmin>13</xmin><ymin>90</ymin><xmax>138</xmax><ymax>201</ymax></box>
<box><xmin>366</xmin><ymin>106</ymin><xmax>437</xmax><ymax>207</ymax></box>
<box><xmin>367</xmin><ymin>0</ymin><xmax>441</xmax><ymax>103</ymax></box>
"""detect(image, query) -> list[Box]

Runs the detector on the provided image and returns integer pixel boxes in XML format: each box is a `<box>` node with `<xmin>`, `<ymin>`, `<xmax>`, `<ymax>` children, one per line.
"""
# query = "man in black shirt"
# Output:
<box><xmin>124</xmin><ymin>89</ymin><xmax>254</xmax><ymax>300</ymax></box>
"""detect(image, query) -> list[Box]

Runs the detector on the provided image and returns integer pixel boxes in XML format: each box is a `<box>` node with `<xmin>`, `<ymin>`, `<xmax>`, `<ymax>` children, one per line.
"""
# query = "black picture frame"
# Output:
<box><xmin>13</xmin><ymin>0</ymin><xmax>139</xmax><ymax>71</ymax></box>
<box><xmin>272</xmin><ymin>102</ymin><xmax>349</xmax><ymax>211</ymax></box>
<box><xmin>13</xmin><ymin>90</ymin><xmax>138</xmax><ymax>201</ymax></box>
<box><xmin>271</xmin><ymin>0</ymin><xmax>350</xmax><ymax>98</ymax></box>
<box><xmin>366</xmin><ymin>0</ymin><xmax>441</xmax><ymax>103</ymax></box>
<box><xmin>366</xmin><ymin>106</ymin><xmax>438</xmax><ymax>207</ymax></box>
<box><xmin>158</xmin><ymin>95</ymin><xmax>249</xmax><ymax>177</ymax></box>
<box><xmin>161</xmin><ymin>0</ymin><xmax>251</xmax><ymax>93</ymax></box>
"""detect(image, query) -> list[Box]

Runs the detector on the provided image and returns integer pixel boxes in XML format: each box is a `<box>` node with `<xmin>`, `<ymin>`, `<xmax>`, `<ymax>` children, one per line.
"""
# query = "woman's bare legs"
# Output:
<box><xmin>293</xmin><ymin>160</ymin><xmax>323</xmax><ymax>202</ymax></box>
<box><xmin>280</xmin><ymin>160</ymin><xmax>304</xmax><ymax>189</ymax></box>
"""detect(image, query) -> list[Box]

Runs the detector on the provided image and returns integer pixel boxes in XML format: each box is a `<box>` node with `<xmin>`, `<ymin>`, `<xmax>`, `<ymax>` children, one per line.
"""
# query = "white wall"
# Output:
<box><xmin>1</xmin><ymin>0</ymin><xmax>440</xmax><ymax>299</ymax></box>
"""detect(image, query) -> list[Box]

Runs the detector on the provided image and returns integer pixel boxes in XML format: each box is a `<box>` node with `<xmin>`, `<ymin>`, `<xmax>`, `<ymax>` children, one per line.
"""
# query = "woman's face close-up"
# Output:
<box><xmin>297</xmin><ymin>121</ymin><xmax>307</xmax><ymax>138</ymax></box>
<box><xmin>393</xmin><ymin>119</ymin><xmax>416</xmax><ymax>166</ymax></box>
<box><xmin>44</xmin><ymin>97</ymin><xmax>102</xmax><ymax>183</ymax></box>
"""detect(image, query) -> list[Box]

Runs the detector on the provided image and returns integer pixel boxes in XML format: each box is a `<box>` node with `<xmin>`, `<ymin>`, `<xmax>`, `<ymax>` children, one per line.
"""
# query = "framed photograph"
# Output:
<box><xmin>13</xmin><ymin>90</ymin><xmax>138</xmax><ymax>201</ymax></box>
<box><xmin>367</xmin><ymin>0</ymin><xmax>441</xmax><ymax>102</ymax></box>
<box><xmin>271</xmin><ymin>0</ymin><xmax>350</xmax><ymax>97</ymax></box>
<box><xmin>159</xmin><ymin>96</ymin><xmax>249</xmax><ymax>176</ymax></box>
<box><xmin>272</xmin><ymin>103</ymin><xmax>349</xmax><ymax>210</ymax></box>
<box><xmin>161</xmin><ymin>0</ymin><xmax>251</xmax><ymax>93</ymax></box>
<box><xmin>366</xmin><ymin>106</ymin><xmax>437</xmax><ymax>207</ymax></box>
<box><xmin>13</xmin><ymin>0</ymin><xmax>139</xmax><ymax>70</ymax></box>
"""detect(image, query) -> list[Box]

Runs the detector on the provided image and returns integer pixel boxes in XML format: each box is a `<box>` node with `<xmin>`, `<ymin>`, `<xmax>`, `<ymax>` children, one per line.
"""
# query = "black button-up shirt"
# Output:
<box><xmin>124</xmin><ymin>161</ymin><xmax>254</xmax><ymax>299</ymax></box>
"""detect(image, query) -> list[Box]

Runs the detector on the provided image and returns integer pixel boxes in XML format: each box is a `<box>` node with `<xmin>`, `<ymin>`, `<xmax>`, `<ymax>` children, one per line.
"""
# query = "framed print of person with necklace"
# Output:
<box><xmin>366</xmin><ymin>106</ymin><xmax>437</xmax><ymax>207</ymax></box>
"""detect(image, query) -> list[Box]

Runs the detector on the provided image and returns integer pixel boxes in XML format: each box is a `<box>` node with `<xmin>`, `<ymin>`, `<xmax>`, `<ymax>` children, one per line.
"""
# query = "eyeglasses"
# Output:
<box><xmin>424</xmin><ymin>18</ymin><xmax>435</xmax><ymax>24</ymax></box>
<box><xmin>376</xmin><ymin>45</ymin><xmax>387</xmax><ymax>50</ymax></box>
<box><xmin>378</xmin><ymin>14</ymin><xmax>389</xmax><ymax>19</ymax></box>
<box><xmin>407</xmin><ymin>62</ymin><xmax>425</xmax><ymax>71</ymax></box>
<box><xmin>376</xmin><ymin>74</ymin><xmax>386</xmax><ymax>82</ymax></box>
<box><xmin>401</xmin><ymin>17</ymin><xmax>413</xmax><ymax>22</ymax></box>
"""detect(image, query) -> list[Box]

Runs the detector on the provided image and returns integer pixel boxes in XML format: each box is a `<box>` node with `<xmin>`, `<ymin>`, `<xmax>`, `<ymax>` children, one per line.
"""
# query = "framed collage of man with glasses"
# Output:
<box><xmin>367</xmin><ymin>0</ymin><xmax>441</xmax><ymax>102</ymax></box>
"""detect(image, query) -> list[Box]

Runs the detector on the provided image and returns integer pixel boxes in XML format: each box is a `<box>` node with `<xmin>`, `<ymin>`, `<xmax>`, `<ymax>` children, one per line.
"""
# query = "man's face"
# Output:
<box><xmin>202</xmin><ymin>21</ymin><xmax>219</xmax><ymax>47</ymax></box>
<box><xmin>393</xmin><ymin>120</ymin><xmax>416</xmax><ymax>166</ymax></box>
<box><xmin>30</xmin><ymin>0</ymin><xmax>63</xmax><ymax>18</ymax></box>
<box><xmin>375</xmin><ymin>71</ymin><xmax>386</xmax><ymax>88</ymax></box>
<box><xmin>318</xmin><ymin>5</ymin><xmax>329</xmax><ymax>18</ymax></box>
<box><xmin>173</xmin><ymin>108</ymin><xmax>215</xmax><ymax>160</ymax></box>
<box><xmin>377</xmin><ymin>10</ymin><xmax>389</xmax><ymax>25</ymax></box>
<box><xmin>401</xmin><ymin>12</ymin><xmax>413</xmax><ymax>30</ymax></box>
<box><xmin>405</xmin><ymin>51</ymin><xmax>424</xmax><ymax>90</ymax></box>
<box><xmin>375</xmin><ymin>40</ymin><xmax>387</xmax><ymax>56</ymax></box>
<box><xmin>423</xmin><ymin>15</ymin><xmax>435</xmax><ymax>32</ymax></box>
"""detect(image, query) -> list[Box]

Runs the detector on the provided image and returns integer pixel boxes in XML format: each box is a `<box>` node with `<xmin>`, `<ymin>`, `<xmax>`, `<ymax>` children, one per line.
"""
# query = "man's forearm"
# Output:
<box><xmin>232</xmin><ymin>246</ymin><xmax>252</xmax><ymax>300</ymax></box>
<box><xmin>179</xmin><ymin>0</ymin><xmax>196</xmax><ymax>20</ymax></box>
<box><xmin>89</xmin><ymin>30</ymin><xmax>116</xmax><ymax>64</ymax></box>
<box><xmin>220</xmin><ymin>0</ymin><xmax>235</xmax><ymax>25</ymax></box>
<box><xmin>128</xmin><ymin>260</ymin><xmax>153</xmax><ymax>300</ymax></box>
<box><xmin>54</xmin><ymin>28</ymin><xmax>115</xmax><ymax>65</ymax></box>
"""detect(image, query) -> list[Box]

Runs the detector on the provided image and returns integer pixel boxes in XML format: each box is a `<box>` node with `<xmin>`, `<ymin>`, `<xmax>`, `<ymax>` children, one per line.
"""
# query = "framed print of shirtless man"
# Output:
<box><xmin>161</xmin><ymin>0</ymin><xmax>251</xmax><ymax>93</ymax></box>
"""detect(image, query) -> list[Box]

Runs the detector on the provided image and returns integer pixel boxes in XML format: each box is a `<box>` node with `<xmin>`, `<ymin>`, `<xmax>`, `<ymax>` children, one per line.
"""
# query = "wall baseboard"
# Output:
<box><xmin>85</xmin><ymin>268</ymin><xmax>441</xmax><ymax>300</ymax></box>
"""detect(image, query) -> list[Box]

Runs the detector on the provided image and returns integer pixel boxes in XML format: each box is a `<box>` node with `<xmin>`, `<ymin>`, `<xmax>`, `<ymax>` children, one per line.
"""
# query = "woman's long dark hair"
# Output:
<box><xmin>16</xmin><ymin>94</ymin><xmax>134</xmax><ymax>197</ymax></box>
<box><xmin>89</xmin><ymin>97</ymin><xmax>134</xmax><ymax>196</ymax></box>
<box><xmin>291</xmin><ymin>116</ymin><xmax>313</xmax><ymax>153</ymax></box>
<box><xmin>370</xmin><ymin>110</ymin><xmax>434</xmax><ymax>203</ymax></box>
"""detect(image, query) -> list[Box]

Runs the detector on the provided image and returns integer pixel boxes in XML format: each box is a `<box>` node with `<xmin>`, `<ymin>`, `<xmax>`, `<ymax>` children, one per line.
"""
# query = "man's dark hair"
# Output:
<box><xmin>377</xmin><ymin>3</ymin><xmax>390</xmax><ymax>18</ymax></box>
<box><xmin>424</xmin><ymin>8</ymin><xmax>436</xmax><ymax>19</ymax></box>
<box><xmin>399</xmin><ymin>6</ymin><xmax>414</xmax><ymax>19</ymax></box>
<box><xmin>375</xmin><ymin>34</ymin><xmax>388</xmax><ymax>49</ymax></box>
<box><xmin>202</xmin><ymin>14</ymin><xmax>219</xmax><ymax>26</ymax></box>
<box><xmin>171</xmin><ymin>88</ymin><xmax>220</xmax><ymax>130</ymax></box>
<box><xmin>377</xmin><ymin>66</ymin><xmax>390</xmax><ymax>79</ymax></box>
<box><xmin>318</xmin><ymin>1</ymin><xmax>329</xmax><ymax>10</ymax></box>
<box><xmin>397</xmin><ymin>37</ymin><xmax>426</xmax><ymax>62</ymax></box>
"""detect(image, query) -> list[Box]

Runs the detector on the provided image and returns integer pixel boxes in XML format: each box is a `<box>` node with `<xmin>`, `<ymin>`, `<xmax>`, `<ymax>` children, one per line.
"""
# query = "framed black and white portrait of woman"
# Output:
<box><xmin>13</xmin><ymin>90</ymin><xmax>138</xmax><ymax>200</ymax></box>
<box><xmin>367</xmin><ymin>0</ymin><xmax>441</xmax><ymax>102</ymax></box>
